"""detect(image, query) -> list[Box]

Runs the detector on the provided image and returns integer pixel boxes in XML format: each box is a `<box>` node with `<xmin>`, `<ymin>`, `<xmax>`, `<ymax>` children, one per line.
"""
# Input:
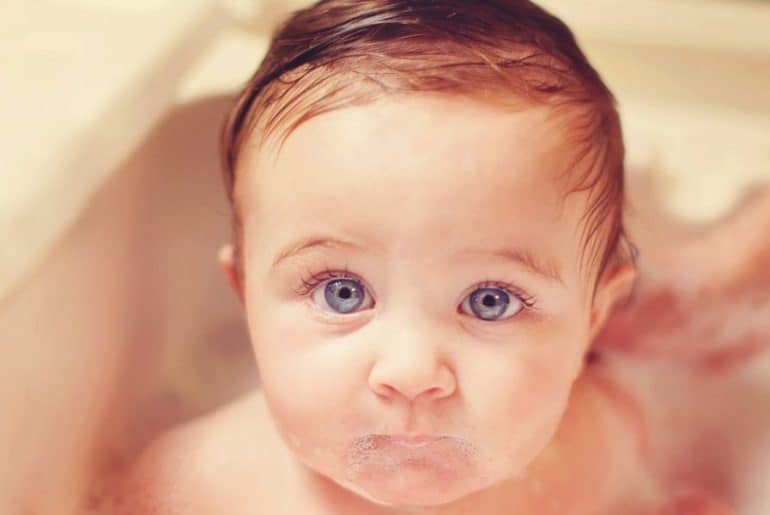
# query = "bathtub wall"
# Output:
<box><xmin>1</xmin><ymin>2</ymin><xmax>255</xmax><ymax>512</ymax></box>
<box><xmin>0</xmin><ymin>96</ymin><xmax>257</xmax><ymax>514</ymax></box>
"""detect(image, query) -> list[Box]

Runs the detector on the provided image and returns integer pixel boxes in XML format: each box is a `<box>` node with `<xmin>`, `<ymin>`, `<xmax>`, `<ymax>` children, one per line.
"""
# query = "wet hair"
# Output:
<box><xmin>220</xmin><ymin>0</ymin><xmax>636</xmax><ymax>292</ymax></box>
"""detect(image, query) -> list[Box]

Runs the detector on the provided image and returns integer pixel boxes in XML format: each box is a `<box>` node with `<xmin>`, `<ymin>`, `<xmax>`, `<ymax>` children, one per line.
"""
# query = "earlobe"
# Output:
<box><xmin>589</xmin><ymin>261</ymin><xmax>637</xmax><ymax>341</ymax></box>
<box><xmin>217</xmin><ymin>244</ymin><xmax>245</xmax><ymax>304</ymax></box>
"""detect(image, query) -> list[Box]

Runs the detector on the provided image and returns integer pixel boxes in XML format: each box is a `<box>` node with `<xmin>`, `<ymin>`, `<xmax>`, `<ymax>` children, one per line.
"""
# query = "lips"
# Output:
<box><xmin>347</xmin><ymin>434</ymin><xmax>477</xmax><ymax>478</ymax></box>
<box><xmin>382</xmin><ymin>434</ymin><xmax>447</xmax><ymax>447</ymax></box>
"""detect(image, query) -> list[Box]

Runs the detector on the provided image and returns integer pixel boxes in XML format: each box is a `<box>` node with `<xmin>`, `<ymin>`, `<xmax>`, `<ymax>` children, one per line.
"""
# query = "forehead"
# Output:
<box><xmin>243</xmin><ymin>94</ymin><xmax>587</xmax><ymax>281</ymax></box>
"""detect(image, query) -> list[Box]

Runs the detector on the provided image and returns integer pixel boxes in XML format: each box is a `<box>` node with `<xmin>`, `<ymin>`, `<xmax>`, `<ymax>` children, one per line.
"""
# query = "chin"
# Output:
<box><xmin>336</xmin><ymin>463</ymin><xmax>497</xmax><ymax>509</ymax></box>
<box><xmin>336</xmin><ymin>475</ymin><xmax>485</xmax><ymax>508</ymax></box>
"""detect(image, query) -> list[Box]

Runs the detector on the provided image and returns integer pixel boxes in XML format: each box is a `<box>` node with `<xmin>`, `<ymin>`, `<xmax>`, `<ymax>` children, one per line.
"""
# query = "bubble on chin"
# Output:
<box><xmin>339</xmin><ymin>434</ymin><xmax>485</xmax><ymax>507</ymax></box>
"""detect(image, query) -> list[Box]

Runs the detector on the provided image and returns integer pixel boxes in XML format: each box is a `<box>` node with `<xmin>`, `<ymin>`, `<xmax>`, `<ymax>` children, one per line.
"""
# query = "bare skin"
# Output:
<box><xmin>106</xmin><ymin>180</ymin><xmax>768</xmax><ymax>514</ymax></box>
<box><xmin>104</xmin><ymin>100</ymin><xmax>768</xmax><ymax>514</ymax></box>
<box><xmin>107</xmin><ymin>96</ymin><xmax>642</xmax><ymax>515</ymax></box>
<box><xmin>108</xmin><ymin>372</ymin><xmax>653</xmax><ymax>515</ymax></box>
<box><xmin>107</xmin><ymin>362</ymin><xmax>737</xmax><ymax>515</ymax></box>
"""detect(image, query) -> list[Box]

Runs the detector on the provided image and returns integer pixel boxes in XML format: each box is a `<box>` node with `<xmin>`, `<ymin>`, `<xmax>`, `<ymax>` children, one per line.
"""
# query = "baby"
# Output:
<box><xmin>110</xmin><ymin>1</ymin><xmax>732</xmax><ymax>513</ymax></box>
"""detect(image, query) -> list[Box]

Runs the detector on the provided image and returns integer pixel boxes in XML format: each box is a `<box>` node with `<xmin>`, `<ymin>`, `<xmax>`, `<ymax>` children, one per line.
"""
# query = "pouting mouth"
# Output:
<box><xmin>344</xmin><ymin>433</ymin><xmax>480</xmax><ymax>479</ymax></box>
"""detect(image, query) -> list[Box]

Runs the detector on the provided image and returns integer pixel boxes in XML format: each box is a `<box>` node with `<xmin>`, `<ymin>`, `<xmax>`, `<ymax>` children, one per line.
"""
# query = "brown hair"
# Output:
<box><xmin>220</xmin><ymin>0</ymin><xmax>634</xmax><ymax>291</ymax></box>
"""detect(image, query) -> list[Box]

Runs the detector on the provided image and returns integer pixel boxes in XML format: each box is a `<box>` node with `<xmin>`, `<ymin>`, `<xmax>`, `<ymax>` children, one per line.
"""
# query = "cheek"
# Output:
<box><xmin>245</xmin><ymin>300</ymin><xmax>366</xmax><ymax>456</ymax></box>
<box><xmin>256</xmin><ymin>350</ymin><xmax>350</xmax><ymax>468</ymax></box>
<box><xmin>465</xmin><ymin>333</ymin><xmax>586</xmax><ymax>469</ymax></box>
<box><xmin>487</xmin><ymin>354</ymin><xmax>574</xmax><ymax>429</ymax></box>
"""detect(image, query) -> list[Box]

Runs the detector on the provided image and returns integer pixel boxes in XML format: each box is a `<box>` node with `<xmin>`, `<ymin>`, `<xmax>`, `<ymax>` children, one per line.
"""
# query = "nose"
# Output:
<box><xmin>367</xmin><ymin>314</ymin><xmax>457</xmax><ymax>402</ymax></box>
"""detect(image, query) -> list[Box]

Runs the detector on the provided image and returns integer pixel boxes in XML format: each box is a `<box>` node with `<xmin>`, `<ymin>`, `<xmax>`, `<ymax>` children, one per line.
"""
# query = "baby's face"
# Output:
<box><xmin>236</xmin><ymin>95</ymin><xmax>606</xmax><ymax>508</ymax></box>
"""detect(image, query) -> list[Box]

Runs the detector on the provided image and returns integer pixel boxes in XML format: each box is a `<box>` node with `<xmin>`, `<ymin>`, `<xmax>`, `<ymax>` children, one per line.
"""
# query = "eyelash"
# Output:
<box><xmin>470</xmin><ymin>279</ymin><xmax>537</xmax><ymax>309</ymax></box>
<box><xmin>293</xmin><ymin>266</ymin><xmax>537</xmax><ymax>310</ymax></box>
<box><xmin>294</xmin><ymin>265</ymin><xmax>357</xmax><ymax>297</ymax></box>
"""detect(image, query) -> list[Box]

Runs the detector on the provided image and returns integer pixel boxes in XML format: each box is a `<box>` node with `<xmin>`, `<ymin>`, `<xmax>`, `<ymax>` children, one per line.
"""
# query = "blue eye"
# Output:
<box><xmin>298</xmin><ymin>270</ymin><xmax>532</xmax><ymax>321</ymax></box>
<box><xmin>460</xmin><ymin>287</ymin><xmax>524</xmax><ymax>321</ymax></box>
<box><xmin>312</xmin><ymin>278</ymin><xmax>373</xmax><ymax>314</ymax></box>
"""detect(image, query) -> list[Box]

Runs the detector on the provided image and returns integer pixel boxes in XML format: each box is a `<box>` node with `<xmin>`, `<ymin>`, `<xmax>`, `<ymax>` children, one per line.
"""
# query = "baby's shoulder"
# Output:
<box><xmin>108</xmin><ymin>391</ymin><xmax>281</xmax><ymax>515</ymax></box>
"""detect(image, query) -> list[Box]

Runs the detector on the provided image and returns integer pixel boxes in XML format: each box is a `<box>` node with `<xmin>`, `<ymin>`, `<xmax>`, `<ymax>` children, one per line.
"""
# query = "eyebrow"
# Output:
<box><xmin>271</xmin><ymin>236</ymin><xmax>563</xmax><ymax>284</ymax></box>
<box><xmin>452</xmin><ymin>246</ymin><xmax>564</xmax><ymax>284</ymax></box>
<box><xmin>271</xmin><ymin>236</ymin><xmax>366</xmax><ymax>269</ymax></box>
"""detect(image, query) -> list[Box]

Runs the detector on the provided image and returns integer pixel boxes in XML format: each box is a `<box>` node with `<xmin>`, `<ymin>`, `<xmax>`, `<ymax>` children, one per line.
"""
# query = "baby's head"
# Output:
<box><xmin>217</xmin><ymin>0</ymin><xmax>636</xmax><ymax>509</ymax></box>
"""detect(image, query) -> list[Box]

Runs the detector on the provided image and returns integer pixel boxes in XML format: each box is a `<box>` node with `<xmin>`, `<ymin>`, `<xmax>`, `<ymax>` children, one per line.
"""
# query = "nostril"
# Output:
<box><xmin>373</xmin><ymin>383</ymin><xmax>397</xmax><ymax>399</ymax></box>
<box><xmin>372</xmin><ymin>383</ymin><xmax>447</xmax><ymax>403</ymax></box>
<box><xmin>368</xmin><ymin>357</ymin><xmax>456</xmax><ymax>402</ymax></box>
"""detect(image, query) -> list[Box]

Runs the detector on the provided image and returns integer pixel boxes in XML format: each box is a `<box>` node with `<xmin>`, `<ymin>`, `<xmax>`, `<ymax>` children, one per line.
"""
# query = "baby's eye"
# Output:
<box><xmin>459</xmin><ymin>286</ymin><xmax>525</xmax><ymax>321</ymax></box>
<box><xmin>311</xmin><ymin>277</ymin><xmax>374</xmax><ymax>315</ymax></box>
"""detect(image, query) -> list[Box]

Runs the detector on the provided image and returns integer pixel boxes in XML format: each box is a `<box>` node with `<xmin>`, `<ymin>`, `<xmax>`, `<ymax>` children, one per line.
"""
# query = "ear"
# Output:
<box><xmin>589</xmin><ymin>260</ymin><xmax>637</xmax><ymax>342</ymax></box>
<box><xmin>218</xmin><ymin>244</ymin><xmax>245</xmax><ymax>305</ymax></box>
